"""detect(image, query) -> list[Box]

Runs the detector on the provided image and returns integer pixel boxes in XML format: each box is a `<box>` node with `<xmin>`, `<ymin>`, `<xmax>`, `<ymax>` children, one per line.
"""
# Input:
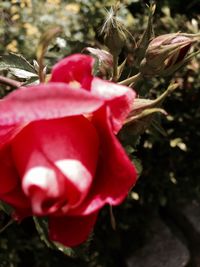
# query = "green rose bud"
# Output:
<box><xmin>100</xmin><ymin>4</ymin><xmax>126</xmax><ymax>57</ymax></box>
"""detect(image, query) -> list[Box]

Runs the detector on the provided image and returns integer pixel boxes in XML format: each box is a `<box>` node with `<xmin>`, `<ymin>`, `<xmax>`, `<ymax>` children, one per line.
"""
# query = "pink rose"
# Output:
<box><xmin>0</xmin><ymin>54</ymin><xmax>137</xmax><ymax>247</ymax></box>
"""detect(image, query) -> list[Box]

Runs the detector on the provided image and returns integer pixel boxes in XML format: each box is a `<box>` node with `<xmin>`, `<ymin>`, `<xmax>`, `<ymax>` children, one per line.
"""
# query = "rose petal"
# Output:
<box><xmin>49</xmin><ymin>212</ymin><xmax>98</xmax><ymax>247</ymax></box>
<box><xmin>0</xmin><ymin>146</ymin><xmax>19</xmax><ymax>195</ymax></box>
<box><xmin>0</xmin><ymin>83</ymin><xmax>104</xmax><ymax>126</ymax></box>
<box><xmin>50</xmin><ymin>54</ymin><xmax>136</xmax><ymax>134</ymax></box>
<box><xmin>91</xmin><ymin>78</ymin><xmax>136</xmax><ymax>133</ymax></box>
<box><xmin>0</xmin><ymin>129</ymin><xmax>31</xmax><ymax>213</ymax></box>
<box><xmin>0</xmin><ymin>125</ymin><xmax>25</xmax><ymax>147</ymax></box>
<box><xmin>68</xmin><ymin>107</ymin><xmax>137</xmax><ymax>216</ymax></box>
<box><xmin>0</xmin><ymin>186</ymin><xmax>31</xmax><ymax>212</ymax></box>
<box><xmin>11</xmin><ymin>116</ymin><xmax>99</xmax><ymax>215</ymax></box>
<box><xmin>50</xmin><ymin>54</ymin><xmax>94</xmax><ymax>89</ymax></box>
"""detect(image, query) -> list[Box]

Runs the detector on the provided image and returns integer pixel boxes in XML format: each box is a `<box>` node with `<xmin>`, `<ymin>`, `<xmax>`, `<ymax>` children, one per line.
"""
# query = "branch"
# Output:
<box><xmin>0</xmin><ymin>75</ymin><xmax>22</xmax><ymax>88</ymax></box>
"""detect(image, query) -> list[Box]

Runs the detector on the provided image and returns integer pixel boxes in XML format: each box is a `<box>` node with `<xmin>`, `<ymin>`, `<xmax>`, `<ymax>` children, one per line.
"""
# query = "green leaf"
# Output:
<box><xmin>0</xmin><ymin>201</ymin><xmax>13</xmax><ymax>215</ymax></box>
<box><xmin>133</xmin><ymin>2</ymin><xmax>155</xmax><ymax>67</ymax></box>
<box><xmin>53</xmin><ymin>241</ymin><xmax>76</xmax><ymax>257</ymax></box>
<box><xmin>151</xmin><ymin>119</ymin><xmax>168</xmax><ymax>137</ymax></box>
<box><xmin>132</xmin><ymin>157</ymin><xmax>143</xmax><ymax>177</ymax></box>
<box><xmin>0</xmin><ymin>53</ymin><xmax>36</xmax><ymax>73</ymax></box>
<box><xmin>117</xmin><ymin>58</ymin><xmax>127</xmax><ymax>79</ymax></box>
<box><xmin>125</xmin><ymin>145</ymin><xmax>135</xmax><ymax>155</ymax></box>
<box><xmin>33</xmin><ymin>217</ymin><xmax>75</xmax><ymax>257</ymax></box>
<box><xmin>9</xmin><ymin>69</ymin><xmax>38</xmax><ymax>79</ymax></box>
<box><xmin>33</xmin><ymin>217</ymin><xmax>56</xmax><ymax>249</ymax></box>
<box><xmin>0</xmin><ymin>219</ymin><xmax>14</xmax><ymax>234</ymax></box>
<box><xmin>23</xmin><ymin>76</ymin><xmax>39</xmax><ymax>86</ymax></box>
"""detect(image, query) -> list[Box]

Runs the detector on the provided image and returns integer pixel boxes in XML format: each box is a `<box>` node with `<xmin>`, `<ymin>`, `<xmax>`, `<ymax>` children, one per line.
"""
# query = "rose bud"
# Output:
<box><xmin>100</xmin><ymin>5</ymin><xmax>126</xmax><ymax>57</ymax></box>
<box><xmin>0</xmin><ymin>54</ymin><xmax>137</xmax><ymax>247</ymax></box>
<box><xmin>140</xmin><ymin>33</ymin><xmax>196</xmax><ymax>77</ymax></box>
<box><xmin>83</xmin><ymin>47</ymin><xmax>113</xmax><ymax>77</ymax></box>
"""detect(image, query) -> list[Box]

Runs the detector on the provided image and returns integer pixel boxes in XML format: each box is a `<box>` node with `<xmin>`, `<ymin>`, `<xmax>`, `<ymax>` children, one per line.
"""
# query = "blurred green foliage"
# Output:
<box><xmin>0</xmin><ymin>0</ymin><xmax>200</xmax><ymax>266</ymax></box>
<box><xmin>0</xmin><ymin>0</ymin><xmax>133</xmax><ymax>59</ymax></box>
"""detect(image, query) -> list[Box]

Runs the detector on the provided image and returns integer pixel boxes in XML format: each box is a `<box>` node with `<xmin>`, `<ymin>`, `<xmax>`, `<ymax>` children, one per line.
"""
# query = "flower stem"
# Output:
<box><xmin>112</xmin><ymin>54</ymin><xmax>118</xmax><ymax>82</ymax></box>
<box><xmin>38</xmin><ymin>58</ymin><xmax>45</xmax><ymax>83</ymax></box>
<box><xmin>118</xmin><ymin>72</ymin><xmax>142</xmax><ymax>86</ymax></box>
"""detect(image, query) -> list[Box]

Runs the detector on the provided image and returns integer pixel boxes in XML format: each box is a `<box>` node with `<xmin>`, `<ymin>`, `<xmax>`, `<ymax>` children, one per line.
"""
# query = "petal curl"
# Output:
<box><xmin>91</xmin><ymin>78</ymin><xmax>136</xmax><ymax>133</ymax></box>
<box><xmin>50</xmin><ymin>54</ymin><xmax>94</xmax><ymax>89</ymax></box>
<box><xmin>0</xmin><ymin>83</ymin><xmax>103</xmax><ymax>126</ymax></box>
<box><xmin>50</xmin><ymin>54</ymin><xmax>136</xmax><ymax>133</ymax></box>
<box><xmin>68</xmin><ymin>107</ymin><xmax>137</xmax><ymax>216</ymax></box>
<box><xmin>49</xmin><ymin>212</ymin><xmax>98</xmax><ymax>247</ymax></box>
<box><xmin>11</xmin><ymin>116</ymin><xmax>99</xmax><ymax>215</ymax></box>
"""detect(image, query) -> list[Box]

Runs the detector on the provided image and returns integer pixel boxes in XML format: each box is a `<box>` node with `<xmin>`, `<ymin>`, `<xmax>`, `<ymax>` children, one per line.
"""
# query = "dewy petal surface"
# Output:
<box><xmin>0</xmin><ymin>83</ymin><xmax>104</xmax><ymax>126</ymax></box>
<box><xmin>50</xmin><ymin>54</ymin><xmax>94</xmax><ymax>89</ymax></box>
<box><xmin>11</xmin><ymin>116</ymin><xmax>99</xmax><ymax>214</ymax></box>
<box><xmin>68</xmin><ymin>107</ymin><xmax>138</xmax><ymax>216</ymax></box>
<box><xmin>49</xmin><ymin>212</ymin><xmax>98</xmax><ymax>247</ymax></box>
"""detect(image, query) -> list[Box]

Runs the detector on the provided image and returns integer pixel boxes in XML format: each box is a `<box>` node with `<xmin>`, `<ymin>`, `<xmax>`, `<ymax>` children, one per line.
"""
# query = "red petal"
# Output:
<box><xmin>0</xmin><ymin>132</ymin><xmax>31</xmax><ymax>213</ymax></box>
<box><xmin>50</xmin><ymin>54</ymin><xmax>135</xmax><ymax>133</ymax></box>
<box><xmin>0</xmin><ymin>125</ymin><xmax>25</xmax><ymax>147</ymax></box>
<box><xmin>0</xmin><ymin>83</ymin><xmax>103</xmax><ymax>126</ymax></box>
<box><xmin>91</xmin><ymin>78</ymin><xmax>136</xmax><ymax>133</ymax></box>
<box><xmin>0</xmin><ymin>186</ymin><xmax>31</xmax><ymax>212</ymax></box>
<box><xmin>69</xmin><ymin>107</ymin><xmax>137</xmax><ymax>216</ymax></box>
<box><xmin>0</xmin><ymin>146</ymin><xmax>19</xmax><ymax>195</ymax></box>
<box><xmin>11</xmin><ymin>116</ymin><xmax>99</xmax><ymax>215</ymax></box>
<box><xmin>50</xmin><ymin>54</ymin><xmax>94</xmax><ymax>89</ymax></box>
<box><xmin>49</xmin><ymin>212</ymin><xmax>98</xmax><ymax>247</ymax></box>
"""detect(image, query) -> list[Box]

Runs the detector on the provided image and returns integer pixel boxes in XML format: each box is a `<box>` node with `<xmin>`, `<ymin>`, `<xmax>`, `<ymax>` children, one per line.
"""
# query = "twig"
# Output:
<box><xmin>0</xmin><ymin>75</ymin><xmax>22</xmax><ymax>88</ymax></box>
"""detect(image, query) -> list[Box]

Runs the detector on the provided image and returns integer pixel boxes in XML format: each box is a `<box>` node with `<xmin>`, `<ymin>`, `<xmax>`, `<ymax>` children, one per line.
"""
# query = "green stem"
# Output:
<box><xmin>38</xmin><ymin>58</ymin><xmax>45</xmax><ymax>83</ymax></box>
<box><xmin>0</xmin><ymin>219</ymin><xmax>14</xmax><ymax>234</ymax></box>
<box><xmin>112</xmin><ymin>54</ymin><xmax>118</xmax><ymax>82</ymax></box>
<box><xmin>118</xmin><ymin>72</ymin><xmax>142</xmax><ymax>86</ymax></box>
